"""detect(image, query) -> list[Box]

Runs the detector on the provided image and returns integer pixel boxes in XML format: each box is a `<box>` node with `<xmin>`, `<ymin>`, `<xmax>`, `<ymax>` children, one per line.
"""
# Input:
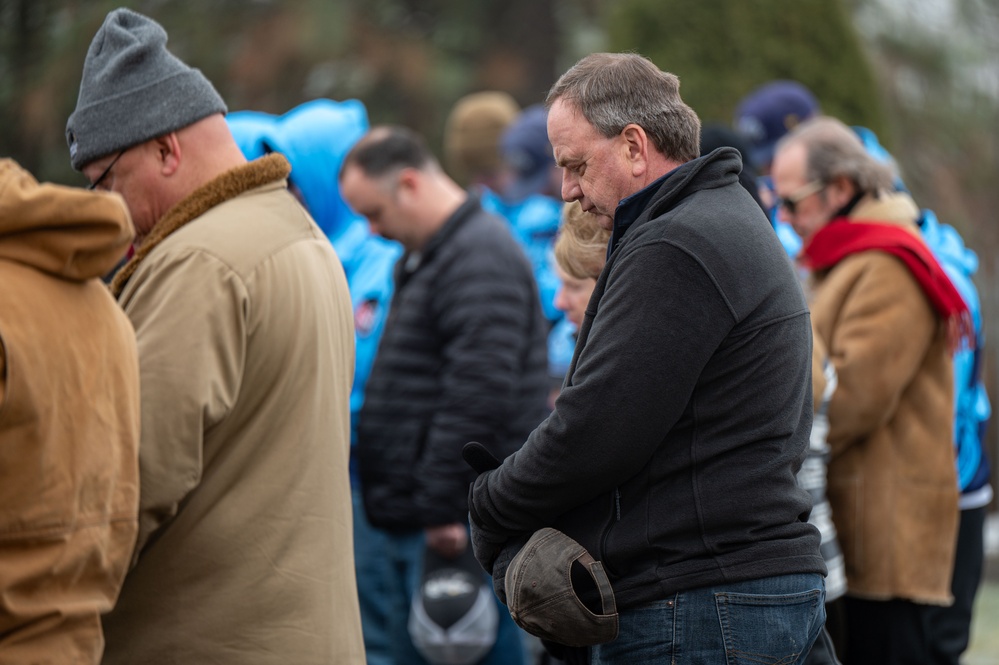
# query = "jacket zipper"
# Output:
<box><xmin>599</xmin><ymin>487</ymin><xmax>622</xmax><ymax>577</ymax></box>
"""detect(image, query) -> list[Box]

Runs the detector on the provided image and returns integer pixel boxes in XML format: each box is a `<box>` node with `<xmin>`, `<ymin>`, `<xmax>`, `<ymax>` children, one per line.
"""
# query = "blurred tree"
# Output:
<box><xmin>1</xmin><ymin>0</ymin><xmax>62</xmax><ymax>177</ymax></box>
<box><xmin>605</xmin><ymin>0</ymin><xmax>887</xmax><ymax>140</ymax></box>
<box><xmin>0</xmin><ymin>0</ymin><xmax>563</xmax><ymax>182</ymax></box>
<box><xmin>332</xmin><ymin>0</ymin><xmax>560</xmax><ymax>147</ymax></box>
<box><xmin>0</xmin><ymin>0</ymin><xmax>286</xmax><ymax>183</ymax></box>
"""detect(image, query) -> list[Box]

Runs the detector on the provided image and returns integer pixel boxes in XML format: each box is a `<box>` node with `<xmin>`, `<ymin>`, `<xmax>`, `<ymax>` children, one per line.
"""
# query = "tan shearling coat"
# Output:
<box><xmin>807</xmin><ymin>192</ymin><xmax>959</xmax><ymax>605</ymax></box>
<box><xmin>102</xmin><ymin>155</ymin><xmax>365</xmax><ymax>664</ymax></box>
<box><xmin>0</xmin><ymin>159</ymin><xmax>140</xmax><ymax>664</ymax></box>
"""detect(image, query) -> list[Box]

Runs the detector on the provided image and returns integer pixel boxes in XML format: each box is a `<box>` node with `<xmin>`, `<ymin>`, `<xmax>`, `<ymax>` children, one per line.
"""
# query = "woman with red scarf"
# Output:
<box><xmin>771</xmin><ymin>116</ymin><xmax>968</xmax><ymax>665</ymax></box>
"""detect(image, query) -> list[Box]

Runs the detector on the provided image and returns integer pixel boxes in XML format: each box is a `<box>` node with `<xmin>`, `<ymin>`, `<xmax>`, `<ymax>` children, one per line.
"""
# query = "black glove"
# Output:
<box><xmin>466</xmin><ymin>524</ymin><xmax>526</xmax><ymax>604</ymax></box>
<box><xmin>461</xmin><ymin>441</ymin><xmax>507</xmax><ymax>575</ymax></box>
<box><xmin>468</xmin><ymin>507</ymin><xmax>507</xmax><ymax>574</ymax></box>
<box><xmin>488</xmin><ymin>534</ymin><xmax>529</xmax><ymax>605</ymax></box>
<box><xmin>462</xmin><ymin>440</ymin><xmax>501</xmax><ymax>473</ymax></box>
<box><xmin>464</xmin><ymin>441</ymin><xmax>515</xmax><ymax>597</ymax></box>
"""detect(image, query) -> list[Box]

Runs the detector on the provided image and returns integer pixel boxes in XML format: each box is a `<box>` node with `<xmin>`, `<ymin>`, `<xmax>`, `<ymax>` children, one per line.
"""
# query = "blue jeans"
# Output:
<box><xmin>382</xmin><ymin>529</ymin><xmax>528</xmax><ymax>665</ymax></box>
<box><xmin>591</xmin><ymin>574</ymin><xmax>825</xmax><ymax>665</ymax></box>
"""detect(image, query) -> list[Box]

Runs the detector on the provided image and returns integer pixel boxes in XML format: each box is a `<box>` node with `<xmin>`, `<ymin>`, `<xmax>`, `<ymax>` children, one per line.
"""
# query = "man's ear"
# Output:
<box><xmin>825</xmin><ymin>174</ymin><xmax>856</xmax><ymax>210</ymax></box>
<box><xmin>395</xmin><ymin>167</ymin><xmax>421</xmax><ymax>203</ymax></box>
<box><xmin>152</xmin><ymin>133</ymin><xmax>181</xmax><ymax>177</ymax></box>
<box><xmin>621</xmin><ymin>124</ymin><xmax>648</xmax><ymax>178</ymax></box>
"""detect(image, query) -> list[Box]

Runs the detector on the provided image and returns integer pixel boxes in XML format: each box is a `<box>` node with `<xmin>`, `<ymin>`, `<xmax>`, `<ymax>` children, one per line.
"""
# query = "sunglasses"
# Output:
<box><xmin>87</xmin><ymin>149</ymin><xmax>127</xmax><ymax>191</ymax></box>
<box><xmin>775</xmin><ymin>179</ymin><xmax>826</xmax><ymax>215</ymax></box>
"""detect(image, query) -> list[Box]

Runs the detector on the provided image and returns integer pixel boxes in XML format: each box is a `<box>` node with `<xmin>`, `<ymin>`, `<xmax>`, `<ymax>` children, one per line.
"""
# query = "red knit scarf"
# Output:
<box><xmin>801</xmin><ymin>219</ymin><xmax>974</xmax><ymax>352</ymax></box>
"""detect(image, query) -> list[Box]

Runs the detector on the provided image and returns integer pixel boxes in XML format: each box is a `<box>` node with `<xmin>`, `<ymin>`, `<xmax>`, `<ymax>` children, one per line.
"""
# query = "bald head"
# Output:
<box><xmin>81</xmin><ymin>113</ymin><xmax>248</xmax><ymax>246</ymax></box>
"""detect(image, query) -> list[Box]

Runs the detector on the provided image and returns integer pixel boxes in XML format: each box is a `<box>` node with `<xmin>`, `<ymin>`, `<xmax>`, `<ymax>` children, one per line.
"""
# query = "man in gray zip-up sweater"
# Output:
<box><xmin>468</xmin><ymin>53</ymin><xmax>827</xmax><ymax>664</ymax></box>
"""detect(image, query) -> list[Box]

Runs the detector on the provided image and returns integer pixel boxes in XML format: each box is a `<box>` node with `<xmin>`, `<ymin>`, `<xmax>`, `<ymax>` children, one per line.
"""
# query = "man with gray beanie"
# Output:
<box><xmin>67</xmin><ymin>8</ymin><xmax>365</xmax><ymax>664</ymax></box>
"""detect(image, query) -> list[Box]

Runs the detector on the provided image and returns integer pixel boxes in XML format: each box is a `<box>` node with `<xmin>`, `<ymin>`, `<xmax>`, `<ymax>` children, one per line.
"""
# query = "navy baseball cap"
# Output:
<box><xmin>734</xmin><ymin>81</ymin><xmax>819</xmax><ymax>170</ymax></box>
<box><xmin>500</xmin><ymin>105</ymin><xmax>555</xmax><ymax>202</ymax></box>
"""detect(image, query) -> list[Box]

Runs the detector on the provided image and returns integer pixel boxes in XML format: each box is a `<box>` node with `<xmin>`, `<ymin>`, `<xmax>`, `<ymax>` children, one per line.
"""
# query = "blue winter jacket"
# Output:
<box><xmin>917</xmin><ymin>209</ymin><xmax>992</xmax><ymax>502</ymax></box>
<box><xmin>480</xmin><ymin>188</ymin><xmax>567</xmax><ymax>380</ymax></box>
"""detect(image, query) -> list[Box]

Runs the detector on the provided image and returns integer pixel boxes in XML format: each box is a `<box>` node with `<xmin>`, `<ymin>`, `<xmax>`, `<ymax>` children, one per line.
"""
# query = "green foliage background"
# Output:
<box><xmin>607</xmin><ymin>0</ymin><xmax>886</xmax><ymax>138</ymax></box>
<box><xmin>0</xmin><ymin>0</ymin><xmax>892</xmax><ymax>182</ymax></box>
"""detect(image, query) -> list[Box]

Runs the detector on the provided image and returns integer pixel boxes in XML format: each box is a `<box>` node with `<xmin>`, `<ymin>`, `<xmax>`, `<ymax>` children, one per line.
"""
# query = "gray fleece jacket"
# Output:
<box><xmin>469</xmin><ymin>147</ymin><xmax>825</xmax><ymax>610</ymax></box>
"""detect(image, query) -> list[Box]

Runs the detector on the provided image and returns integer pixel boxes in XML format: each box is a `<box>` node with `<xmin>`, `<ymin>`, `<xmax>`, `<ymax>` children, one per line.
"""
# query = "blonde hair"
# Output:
<box><xmin>443</xmin><ymin>91</ymin><xmax>519</xmax><ymax>184</ymax></box>
<box><xmin>554</xmin><ymin>201</ymin><xmax>611</xmax><ymax>280</ymax></box>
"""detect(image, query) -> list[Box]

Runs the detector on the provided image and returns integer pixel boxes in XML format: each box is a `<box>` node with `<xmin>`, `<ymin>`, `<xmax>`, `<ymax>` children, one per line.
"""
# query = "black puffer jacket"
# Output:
<box><xmin>358</xmin><ymin>195</ymin><xmax>550</xmax><ymax>531</ymax></box>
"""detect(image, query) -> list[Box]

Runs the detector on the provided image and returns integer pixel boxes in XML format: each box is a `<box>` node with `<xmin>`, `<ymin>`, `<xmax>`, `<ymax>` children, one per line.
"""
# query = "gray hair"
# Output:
<box><xmin>545</xmin><ymin>52</ymin><xmax>701</xmax><ymax>163</ymax></box>
<box><xmin>777</xmin><ymin>116</ymin><xmax>895</xmax><ymax>194</ymax></box>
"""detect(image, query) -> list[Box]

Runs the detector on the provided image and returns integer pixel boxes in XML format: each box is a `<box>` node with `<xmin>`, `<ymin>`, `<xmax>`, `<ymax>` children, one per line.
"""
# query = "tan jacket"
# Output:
<box><xmin>808</xmin><ymin>192</ymin><xmax>958</xmax><ymax>605</ymax></box>
<box><xmin>0</xmin><ymin>159</ymin><xmax>140</xmax><ymax>664</ymax></box>
<box><xmin>103</xmin><ymin>155</ymin><xmax>365</xmax><ymax>664</ymax></box>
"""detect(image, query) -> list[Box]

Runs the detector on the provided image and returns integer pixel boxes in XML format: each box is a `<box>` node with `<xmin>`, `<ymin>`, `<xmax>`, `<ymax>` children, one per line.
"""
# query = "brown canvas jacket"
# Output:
<box><xmin>808</xmin><ymin>192</ymin><xmax>959</xmax><ymax>605</ymax></box>
<box><xmin>0</xmin><ymin>159</ymin><xmax>140</xmax><ymax>664</ymax></box>
<box><xmin>102</xmin><ymin>155</ymin><xmax>365</xmax><ymax>664</ymax></box>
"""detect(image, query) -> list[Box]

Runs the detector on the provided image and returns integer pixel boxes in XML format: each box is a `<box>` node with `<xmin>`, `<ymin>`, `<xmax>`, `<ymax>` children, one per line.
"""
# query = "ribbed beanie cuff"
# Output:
<box><xmin>66</xmin><ymin>8</ymin><xmax>227</xmax><ymax>171</ymax></box>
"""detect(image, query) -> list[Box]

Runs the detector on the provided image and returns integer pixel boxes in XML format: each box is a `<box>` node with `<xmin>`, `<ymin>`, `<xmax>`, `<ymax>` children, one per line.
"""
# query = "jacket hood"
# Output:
<box><xmin>0</xmin><ymin>158</ymin><xmax>133</xmax><ymax>280</ymax></box>
<box><xmin>272</xmin><ymin>100</ymin><xmax>368</xmax><ymax>239</ymax></box>
<box><xmin>226</xmin><ymin>99</ymin><xmax>371</xmax><ymax>245</ymax></box>
<box><xmin>919</xmin><ymin>208</ymin><xmax>979</xmax><ymax>277</ymax></box>
<box><xmin>227</xmin><ymin>109</ymin><xmax>281</xmax><ymax>162</ymax></box>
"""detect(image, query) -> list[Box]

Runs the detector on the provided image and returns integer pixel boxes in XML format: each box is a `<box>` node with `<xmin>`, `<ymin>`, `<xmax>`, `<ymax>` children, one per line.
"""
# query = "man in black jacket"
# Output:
<box><xmin>467</xmin><ymin>53</ymin><xmax>827</xmax><ymax>663</ymax></box>
<box><xmin>340</xmin><ymin>125</ymin><xmax>549</xmax><ymax>665</ymax></box>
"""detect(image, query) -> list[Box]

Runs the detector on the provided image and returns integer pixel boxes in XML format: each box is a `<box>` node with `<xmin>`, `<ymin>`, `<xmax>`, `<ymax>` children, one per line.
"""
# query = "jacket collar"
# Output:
<box><xmin>611</xmin><ymin>169</ymin><xmax>676</xmax><ymax>252</ymax></box>
<box><xmin>847</xmin><ymin>190</ymin><xmax>920</xmax><ymax>229</ymax></box>
<box><xmin>610</xmin><ymin>147</ymin><xmax>743</xmax><ymax>252</ymax></box>
<box><xmin>111</xmin><ymin>154</ymin><xmax>291</xmax><ymax>296</ymax></box>
<box><xmin>397</xmin><ymin>193</ymin><xmax>480</xmax><ymax>282</ymax></box>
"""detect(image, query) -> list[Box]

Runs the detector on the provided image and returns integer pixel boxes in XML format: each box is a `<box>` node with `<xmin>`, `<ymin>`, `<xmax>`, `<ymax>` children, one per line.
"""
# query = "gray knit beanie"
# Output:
<box><xmin>66</xmin><ymin>8</ymin><xmax>227</xmax><ymax>171</ymax></box>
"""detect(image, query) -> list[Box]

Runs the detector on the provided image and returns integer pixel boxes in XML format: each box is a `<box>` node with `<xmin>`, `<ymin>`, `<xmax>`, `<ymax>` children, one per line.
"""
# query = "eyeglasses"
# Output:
<box><xmin>775</xmin><ymin>179</ymin><xmax>826</xmax><ymax>215</ymax></box>
<box><xmin>87</xmin><ymin>149</ymin><xmax>127</xmax><ymax>191</ymax></box>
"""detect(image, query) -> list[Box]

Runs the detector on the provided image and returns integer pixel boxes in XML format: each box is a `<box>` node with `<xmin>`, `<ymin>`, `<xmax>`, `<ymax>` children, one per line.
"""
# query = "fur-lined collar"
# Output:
<box><xmin>849</xmin><ymin>191</ymin><xmax>920</xmax><ymax>229</ymax></box>
<box><xmin>111</xmin><ymin>154</ymin><xmax>290</xmax><ymax>296</ymax></box>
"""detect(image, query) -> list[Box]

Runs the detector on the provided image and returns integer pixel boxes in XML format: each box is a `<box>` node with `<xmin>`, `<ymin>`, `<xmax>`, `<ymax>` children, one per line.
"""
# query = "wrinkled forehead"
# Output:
<box><xmin>547</xmin><ymin>98</ymin><xmax>585</xmax><ymax>133</ymax></box>
<box><xmin>771</xmin><ymin>141</ymin><xmax>810</xmax><ymax>187</ymax></box>
<box><xmin>547</xmin><ymin>100</ymin><xmax>598</xmax><ymax>162</ymax></box>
